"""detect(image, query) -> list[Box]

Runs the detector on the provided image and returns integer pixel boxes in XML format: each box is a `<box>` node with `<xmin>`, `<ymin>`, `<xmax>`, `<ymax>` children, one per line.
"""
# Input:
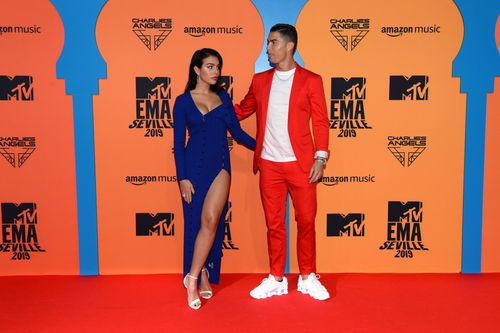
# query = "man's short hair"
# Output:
<box><xmin>270</xmin><ymin>23</ymin><xmax>298</xmax><ymax>54</ymax></box>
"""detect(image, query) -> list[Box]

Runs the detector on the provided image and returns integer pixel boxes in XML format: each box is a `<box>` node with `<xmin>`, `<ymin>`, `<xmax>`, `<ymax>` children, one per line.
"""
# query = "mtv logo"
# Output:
<box><xmin>1</xmin><ymin>203</ymin><xmax>37</xmax><ymax>225</ymax></box>
<box><xmin>219</xmin><ymin>76</ymin><xmax>234</xmax><ymax>100</ymax></box>
<box><xmin>389</xmin><ymin>76</ymin><xmax>429</xmax><ymax>100</ymax></box>
<box><xmin>136</xmin><ymin>77</ymin><xmax>171</xmax><ymax>99</ymax></box>
<box><xmin>0</xmin><ymin>76</ymin><xmax>34</xmax><ymax>100</ymax></box>
<box><xmin>136</xmin><ymin>213</ymin><xmax>174</xmax><ymax>236</ymax></box>
<box><xmin>331</xmin><ymin>77</ymin><xmax>366</xmax><ymax>100</ymax></box>
<box><xmin>227</xmin><ymin>136</ymin><xmax>234</xmax><ymax>152</ymax></box>
<box><xmin>388</xmin><ymin>202</ymin><xmax>423</xmax><ymax>223</ymax></box>
<box><xmin>327</xmin><ymin>213</ymin><xmax>365</xmax><ymax>237</ymax></box>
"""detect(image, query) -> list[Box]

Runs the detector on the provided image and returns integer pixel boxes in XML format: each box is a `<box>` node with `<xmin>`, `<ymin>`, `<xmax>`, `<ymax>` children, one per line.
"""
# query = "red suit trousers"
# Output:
<box><xmin>259</xmin><ymin>159</ymin><xmax>317</xmax><ymax>276</ymax></box>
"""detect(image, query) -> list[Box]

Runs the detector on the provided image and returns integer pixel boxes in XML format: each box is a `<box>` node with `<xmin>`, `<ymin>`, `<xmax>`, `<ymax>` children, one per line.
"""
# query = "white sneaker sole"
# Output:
<box><xmin>250</xmin><ymin>288</ymin><xmax>288</xmax><ymax>299</ymax></box>
<box><xmin>297</xmin><ymin>286</ymin><xmax>330</xmax><ymax>301</ymax></box>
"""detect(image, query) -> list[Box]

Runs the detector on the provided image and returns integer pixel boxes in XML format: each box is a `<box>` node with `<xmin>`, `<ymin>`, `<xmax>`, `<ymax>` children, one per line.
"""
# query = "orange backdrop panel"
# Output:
<box><xmin>482</xmin><ymin>16</ymin><xmax>500</xmax><ymax>272</ymax></box>
<box><xmin>94</xmin><ymin>0</ymin><xmax>265</xmax><ymax>274</ymax></box>
<box><xmin>0</xmin><ymin>1</ymin><xmax>79</xmax><ymax>274</ymax></box>
<box><xmin>292</xmin><ymin>0</ymin><xmax>465</xmax><ymax>272</ymax></box>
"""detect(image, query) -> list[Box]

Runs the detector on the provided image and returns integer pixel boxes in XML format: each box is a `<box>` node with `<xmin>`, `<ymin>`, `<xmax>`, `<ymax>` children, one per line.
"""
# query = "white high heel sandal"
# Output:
<box><xmin>199</xmin><ymin>267</ymin><xmax>213</xmax><ymax>300</ymax></box>
<box><xmin>183</xmin><ymin>274</ymin><xmax>201</xmax><ymax>310</ymax></box>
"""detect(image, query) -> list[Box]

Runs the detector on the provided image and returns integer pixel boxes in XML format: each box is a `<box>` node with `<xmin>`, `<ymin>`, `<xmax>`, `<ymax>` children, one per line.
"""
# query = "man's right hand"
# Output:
<box><xmin>179</xmin><ymin>179</ymin><xmax>195</xmax><ymax>204</ymax></box>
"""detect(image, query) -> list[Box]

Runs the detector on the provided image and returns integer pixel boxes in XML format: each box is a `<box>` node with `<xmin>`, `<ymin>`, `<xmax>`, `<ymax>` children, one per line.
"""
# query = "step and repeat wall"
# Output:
<box><xmin>0</xmin><ymin>2</ymin><xmax>80</xmax><ymax>274</ymax></box>
<box><xmin>0</xmin><ymin>0</ymin><xmax>499</xmax><ymax>275</ymax></box>
<box><xmin>482</xmin><ymin>19</ymin><xmax>500</xmax><ymax>273</ymax></box>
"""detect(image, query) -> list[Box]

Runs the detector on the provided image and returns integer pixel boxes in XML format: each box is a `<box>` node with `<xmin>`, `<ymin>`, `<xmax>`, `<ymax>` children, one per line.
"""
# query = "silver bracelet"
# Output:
<box><xmin>315</xmin><ymin>157</ymin><xmax>327</xmax><ymax>165</ymax></box>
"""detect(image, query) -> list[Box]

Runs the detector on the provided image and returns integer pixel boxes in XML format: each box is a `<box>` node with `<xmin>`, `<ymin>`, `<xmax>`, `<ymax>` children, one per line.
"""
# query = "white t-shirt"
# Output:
<box><xmin>261</xmin><ymin>68</ymin><xmax>297</xmax><ymax>162</ymax></box>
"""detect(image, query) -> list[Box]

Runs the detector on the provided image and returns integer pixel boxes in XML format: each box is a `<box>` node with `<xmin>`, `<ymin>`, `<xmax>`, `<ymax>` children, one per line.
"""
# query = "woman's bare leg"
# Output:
<box><xmin>185</xmin><ymin>170</ymin><xmax>230</xmax><ymax>303</ymax></box>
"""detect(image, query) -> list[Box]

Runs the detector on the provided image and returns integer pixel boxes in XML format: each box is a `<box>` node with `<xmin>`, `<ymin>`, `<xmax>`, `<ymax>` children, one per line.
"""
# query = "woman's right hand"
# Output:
<box><xmin>179</xmin><ymin>179</ymin><xmax>195</xmax><ymax>204</ymax></box>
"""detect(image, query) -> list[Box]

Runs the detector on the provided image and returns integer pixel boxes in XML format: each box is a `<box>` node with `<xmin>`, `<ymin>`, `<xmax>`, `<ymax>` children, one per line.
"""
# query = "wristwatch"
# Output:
<box><xmin>315</xmin><ymin>157</ymin><xmax>327</xmax><ymax>165</ymax></box>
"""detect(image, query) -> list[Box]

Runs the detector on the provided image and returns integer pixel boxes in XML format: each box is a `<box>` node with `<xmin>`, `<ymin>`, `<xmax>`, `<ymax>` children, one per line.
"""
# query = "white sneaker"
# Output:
<box><xmin>250</xmin><ymin>274</ymin><xmax>288</xmax><ymax>299</ymax></box>
<box><xmin>297</xmin><ymin>273</ymin><xmax>330</xmax><ymax>300</ymax></box>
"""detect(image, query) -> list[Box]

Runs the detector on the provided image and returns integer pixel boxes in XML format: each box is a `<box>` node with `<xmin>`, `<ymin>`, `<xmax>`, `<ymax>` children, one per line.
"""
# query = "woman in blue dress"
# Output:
<box><xmin>173</xmin><ymin>48</ymin><xmax>255</xmax><ymax>309</ymax></box>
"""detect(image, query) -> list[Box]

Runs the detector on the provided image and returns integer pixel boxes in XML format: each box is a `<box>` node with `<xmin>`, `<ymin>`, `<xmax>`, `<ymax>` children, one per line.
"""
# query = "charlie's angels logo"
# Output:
<box><xmin>329</xmin><ymin>18</ymin><xmax>369</xmax><ymax>51</ymax></box>
<box><xmin>0</xmin><ymin>203</ymin><xmax>46</xmax><ymax>260</ymax></box>
<box><xmin>388</xmin><ymin>136</ymin><xmax>426</xmax><ymax>167</ymax></box>
<box><xmin>389</xmin><ymin>76</ymin><xmax>429</xmax><ymax>100</ymax></box>
<box><xmin>131</xmin><ymin>18</ymin><xmax>172</xmax><ymax>51</ymax></box>
<box><xmin>0</xmin><ymin>76</ymin><xmax>34</xmax><ymax>101</ymax></box>
<box><xmin>223</xmin><ymin>201</ymin><xmax>238</xmax><ymax>250</ymax></box>
<box><xmin>330</xmin><ymin>77</ymin><xmax>372</xmax><ymax>137</ymax></box>
<box><xmin>129</xmin><ymin>77</ymin><xmax>173</xmax><ymax>137</ymax></box>
<box><xmin>379</xmin><ymin>201</ymin><xmax>429</xmax><ymax>258</ymax></box>
<box><xmin>136</xmin><ymin>213</ymin><xmax>174</xmax><ymax>236</ymax></box>
<box><xmin>327</xmin><ymin>214</ymin><xmax>365</xmax><ymax>237</ymax></box>
<box><xmin>0</xmin><ymin>137</ymin><xmax>36</xmax><ymax>168</ymax></box>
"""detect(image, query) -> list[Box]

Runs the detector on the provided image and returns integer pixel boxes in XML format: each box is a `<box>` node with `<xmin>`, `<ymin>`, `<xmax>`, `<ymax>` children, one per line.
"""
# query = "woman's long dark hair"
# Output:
<box><xmin>185</xmin><ymin>48</ymin><xmax>223</xmax><ymax>93</ymax></box>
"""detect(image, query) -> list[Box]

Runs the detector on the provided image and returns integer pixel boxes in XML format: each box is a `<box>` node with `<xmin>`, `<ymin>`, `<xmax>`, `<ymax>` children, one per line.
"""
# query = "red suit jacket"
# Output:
<box><xmin>235</xmin><ymin>64</ymin><xmax>330</xmax><ymax>174</ymax></box>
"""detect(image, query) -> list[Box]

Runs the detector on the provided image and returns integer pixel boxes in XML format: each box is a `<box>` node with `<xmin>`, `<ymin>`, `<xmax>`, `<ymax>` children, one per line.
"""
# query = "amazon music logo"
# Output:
<box><xmin>321</xmin><ymin>174</ymin><xmax>375</xmax><ymax>186</ymax></box>
<box><xmin>389</xmin><ymin>76</ymin><xmax>429</xmax><ymax>100</ymax></box>
<box><xmin>0</xmin><ymin>137</ymin><xmax>36</xmax><ymax>168</ymax></box>
<box><xmin>0</xmin><ymin>25</ymin><xmax>41</xmax><ymax>36</ymax></box>
<box><xmin>136</xmin><ymin>213</ymin><xmax>175</xmax><ymax>236</ymax></box>
<box><xmin>327</xmin><ymin>213</ymin><xmax>365</xmax><ymax>237</ymax></box>
<box><xmin>0</xmin><ymin>203</ymin><xmax>46</xmax><ymax>260</ymax></box>
<box><xmin>330</xmin><ymin>77</ymin><xmax>372</xmax><ymax>138</ymax></box>
<box><xmin>184</xmin><ymin>25</ymin><xmax>243</xmax><ymax>38</ymax></box>
<box><xmin>131</xmin><ymin>18</ymin><xmax>172</xmax><ymax>51</ymax></box>
<box><xmin>129</xmin><ymin>77</ymin><xmax>173</xmax><ymax>137</ymax></box>
<box><xmin>125</xmin><ymin>175</ymin><xmax>177</xmax><ymax>186</ymax></box>
<box><xmin>223</xmin><ymin>201</ymin><xmax>238</xmax><ymax>250</ymax></box>
<box><xmin>0</xmin><ymin>76</ymin><xmax>34</xmax><ymax>101</ymax></box>
<box><xmin>381</xmin><ymin>24</ymin><xmax>441</xmax><ymax>37</ymax></box>
<box><xmin>329</xmin><ymin>18</ymin><xmax>369</xmax><ymax>51</ymax></box>
<box><xmin>379</xmin><ymin>201</ymin><xmax>429</xmax><ymax>258</ymax></box>
<box><xmin>387</xmin><ymin>136</ymin><xmax>427</xmax><ymax>167</ymax></box>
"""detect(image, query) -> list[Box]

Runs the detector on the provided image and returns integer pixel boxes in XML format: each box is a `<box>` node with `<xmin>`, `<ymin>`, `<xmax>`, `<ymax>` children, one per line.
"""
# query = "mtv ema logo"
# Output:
<box><xmin>330</xmin><ymin>77</ymin><xmax>372</xmax><ymax>137</ymax></box>
<box><xmin>0</xmin><ymin>137</ymin><xmax>36</xmax><ymax>168</ymax></box>
<box><xmin>0</xmin><ymin>76</ymin><xmax>34</xmax><ymax>101</ymax></box>
<box><xmin>0</xmin><ymin>203</ymin><xmax>46</xmax><ymax>260</ymax></box>
<box><xmin>329</xmin><ymin>18</ymin><xmax>369</xmax><ymax>51</ymax></box>
<box><xmin>223</xmin><ymin>201</ymin><xmax>238</xmax><ymax>250</ymax></box>
<box><xmin>389</xmin><ymin>76</ymin><xmax>429</xmax><ymax>100</ymax></box>
<box><xmin>129</xmin><ymin>77</ymin><xmax>173</xmax><ymax>137</ymax></box>
<box><xmin>136</xmin><ymin>213</ymin><xmax>174</xmax><ymax>236</ymax></box>
<box><xmin>379</xmin><ymin>201</ymin><xmax>429</xmax><ymax>258</ymax></box>
<box><xmin>388</xmin><ymin>136</ymin><xmax>426</xmax><ymax>167</ymax></box>
<box><xmin>219</xmin><ymin>76</ymin><xmax>235</xmax><ymax>152</ymax></box>
<box><xmin>131</xmin><ymin>18</ymin><xmax>172</xmax><ymax>51</ymax></box>
<box><xmin>327</xmin><ymin>214</ymin><xmax>365</xmax><ymax>237</ymax></box>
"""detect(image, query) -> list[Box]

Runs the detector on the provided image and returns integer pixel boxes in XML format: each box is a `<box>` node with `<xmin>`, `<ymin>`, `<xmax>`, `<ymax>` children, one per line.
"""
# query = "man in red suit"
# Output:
<box><xmin>235</xmin><ymin>24</ymin><xmax>330</xmax><ymax>301</ymax></box>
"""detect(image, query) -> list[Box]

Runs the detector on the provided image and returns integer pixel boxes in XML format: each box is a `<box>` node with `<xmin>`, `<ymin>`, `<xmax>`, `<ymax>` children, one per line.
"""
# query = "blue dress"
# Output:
<box><xmin>173</xmin><ymin>89</ymin><xmax>255</xmax><ymax>284</ymax></box>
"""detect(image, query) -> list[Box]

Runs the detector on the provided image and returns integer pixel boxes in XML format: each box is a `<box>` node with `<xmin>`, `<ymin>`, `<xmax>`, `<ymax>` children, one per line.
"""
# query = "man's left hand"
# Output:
<box><xmin>309</xmin><ymin>160</ymin><xmax>325</xmax><ymax>183</ymax></box>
